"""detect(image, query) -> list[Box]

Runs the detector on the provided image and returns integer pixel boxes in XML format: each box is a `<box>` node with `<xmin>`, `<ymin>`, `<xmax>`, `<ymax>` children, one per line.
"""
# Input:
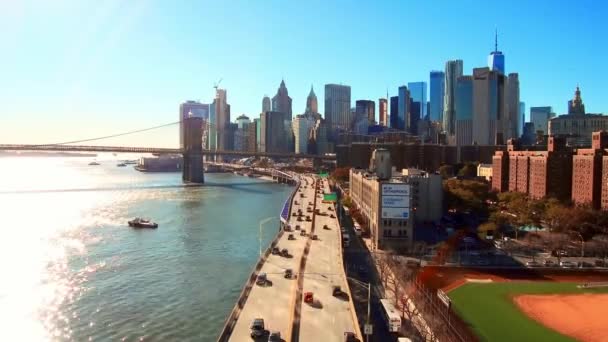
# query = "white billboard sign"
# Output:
<box><xmin>381</xmin><ymin>183</ymin><xmax>410</xmax><ymax>219</ymax></box>
<box><xmin>382</xmin><ymin>195</ymin><xmax>410</xmax><ymax>208</ymax></box>
<box><xmin>382</xmin><ymin>207</ymin><xmax>409</xmax><ymax>219</ymax></box>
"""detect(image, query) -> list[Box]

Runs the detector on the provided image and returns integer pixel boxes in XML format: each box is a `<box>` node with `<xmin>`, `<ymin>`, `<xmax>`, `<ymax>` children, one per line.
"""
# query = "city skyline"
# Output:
<box><xmin>1</xmin><ymin>0</ymin><xmax>607</xmax><ymax>147</ymax></box>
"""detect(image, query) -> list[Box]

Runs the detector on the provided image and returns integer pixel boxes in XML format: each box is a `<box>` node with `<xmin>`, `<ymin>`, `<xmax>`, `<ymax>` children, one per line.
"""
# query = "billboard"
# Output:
<box><xmin>381</xmin><ymin>183</ymin><xmax>410</xmax><ymax>219</ymax></box>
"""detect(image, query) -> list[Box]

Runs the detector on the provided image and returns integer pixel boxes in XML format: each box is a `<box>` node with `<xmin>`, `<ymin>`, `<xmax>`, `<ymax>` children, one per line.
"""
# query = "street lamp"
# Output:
<box><xmin>348</xmin><ymin>276</ymin><xmax>371</xmax><ymax>342</ymax></box>
<box><xmin>259</xmin><ymin>217</ymin><xmax>275</xmax><ymax>257</ymax></box>
<box><xmin>572</xmin><ymin>231</ymin><xmax>585</xmax><ymax>258</ymax></box>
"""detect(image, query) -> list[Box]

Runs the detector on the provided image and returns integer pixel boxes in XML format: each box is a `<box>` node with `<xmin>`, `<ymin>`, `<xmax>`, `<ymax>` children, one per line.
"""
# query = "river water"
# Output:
<box><xmin>0</xmin><ymin>156</ymin><xmax>293</xmax><ymax>341</ymax></box>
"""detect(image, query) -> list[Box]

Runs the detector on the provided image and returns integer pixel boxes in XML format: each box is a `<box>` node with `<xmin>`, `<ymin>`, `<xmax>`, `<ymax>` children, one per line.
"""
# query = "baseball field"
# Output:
<box><xmin>447</xmin><ymin>282</ymin><xmax>608</xmax><ymax>342</ymax></box>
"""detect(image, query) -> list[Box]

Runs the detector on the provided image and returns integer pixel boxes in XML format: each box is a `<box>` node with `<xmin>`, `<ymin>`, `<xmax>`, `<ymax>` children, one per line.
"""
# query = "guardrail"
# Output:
<box><xmin>216</xmin><ymin>178</ymin><xmax>301</xmax><ymax>342</ymax></box>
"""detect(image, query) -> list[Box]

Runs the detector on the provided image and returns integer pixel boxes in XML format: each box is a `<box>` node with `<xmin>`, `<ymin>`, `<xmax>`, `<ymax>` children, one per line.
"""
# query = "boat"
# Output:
<box><xmin>88</xmin><ymin>161</ymin><xmax>100</xmax><ymax>166</ymax></box>
<box><xmin>128</xmin><ymin>218</ymin><xmax>158</xmax><ymax>229</ymax></box>
<box><xmin>116</xmin><ymin>163</ymin><xmax>127</xmax><ymax>167</ymax></box>
<box><xmin>124</xmin><ymin>160</ymin><xmax>137</xmax><ymax>165</ymax></box>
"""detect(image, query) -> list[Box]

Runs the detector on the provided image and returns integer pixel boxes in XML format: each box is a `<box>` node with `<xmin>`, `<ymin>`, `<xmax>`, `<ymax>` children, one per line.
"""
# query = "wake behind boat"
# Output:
<box><xmin>89</xmin><ymin>161</ymin><xmax>100</xmax><ymax>165</ymax></box>
<box><xmin>128</xmin><ymin>218</ymin><xmax>158</xmax><ymax>229</ymax></box>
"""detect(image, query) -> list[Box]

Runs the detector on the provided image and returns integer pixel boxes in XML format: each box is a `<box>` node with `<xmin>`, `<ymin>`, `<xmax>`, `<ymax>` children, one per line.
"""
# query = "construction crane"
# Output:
<box><xmin>213</xmin><ymin>78</ymin><xmax>223</xmax><ymax>90</ymax></box>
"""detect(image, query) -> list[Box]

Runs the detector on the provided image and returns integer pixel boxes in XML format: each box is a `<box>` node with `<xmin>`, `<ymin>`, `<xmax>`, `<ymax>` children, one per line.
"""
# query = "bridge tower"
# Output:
<box><xmin>182</xmin><ymin>116</ymin><xmax>205</xmax><ymax>183</ymax></box>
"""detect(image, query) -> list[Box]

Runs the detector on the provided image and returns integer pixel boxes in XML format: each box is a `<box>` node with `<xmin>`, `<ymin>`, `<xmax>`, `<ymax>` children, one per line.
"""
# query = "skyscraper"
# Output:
<box><xmin>519</xmin><ymin>101</ymin><xmax>526</xmax><ymax>137</ymax></box>
<box><xmin>179</xmin><ymin>101</ymin><xmax>209</xmax><ymax>149</ymax></box>
<box><xmin>530</xmin><ymin>106</ymin><xmax>553</xmax><ymax>135</ymax></box>
<box><xmin>271</xmin><ymin>80</ymin><xmax>293</xmax><ymax>120</ymax></box>
<box><xmin>389</xmin><ymin>96</ymin><xmax>399</xmax><ymax>129</ymax></box>
<box><xmin>292</xmin><ymin>114</ymin><xmax>316</xmax><ymax>154</ymax></box>
<box><xmin>213</xmin><ymin>88</ymin><xmax>230</xmax><ymax>151</ymax></box>
<box><xmin>355</xmin><ymin>100</ymin><xmax>375</xmax><ymax>124</ymax></box>
<box><xmin>488</xmin><ymin>30</ymin><xmax>505</xmax><ymax>74</ymax></box>
<box><xmin>455</xmin><ymin>76</ymin><xmax>473</xmax><ymax>145</ymax></box>
<box><xmin>379</xmin><ymin>98</ymin><xmax>388</xmax><ymax>126</ymax></box>
<box><xmin>324</xmin><ymin>84</ymin><xmax>351</xmax><ymax>132</ymax></box>
<box><xmin>429</xmin><ymin>71</ymin><xmax>445</xmax><ymax>123</ymax></box>
<box><xmin>305</xmin><ymin>85</ymin><xmax>318</xmax><ymax>114</ymax></box>
<box><xmin>260</xmin><ymin>111</ymin><xmax>288</xmax><ymax>153</ymax></box>
<box><xmin>397</xmin><ymin>86</ymin><xmax>410</xmax><ymax>132</ymax></box>
<box><xmin>504</xmin><ymin>73</ymin><xmax>520</xmax><ymax>141</ymax></box>
<box><xmin>443</xmin><ymin>60</ymin><xmax>464</xmax><ymax>137</ymax></box>
<box><xmin>408</xmin><ymin>82</ymin><xmax>427</xmax><ymax>119</ymax></box>
<box><xmin>472</xmin><ymin>67</ymin><xmax>507</xmax><ymax>145</ymax></box>
<box><xmin>262</xmin><ymin>96</ymin><xmax>271</xmax><ymax>113</ymax></box>
<box><xmin>408</xmin><ymin>82</ymin><xmax>427</xmax><ymax>133</ymax></box>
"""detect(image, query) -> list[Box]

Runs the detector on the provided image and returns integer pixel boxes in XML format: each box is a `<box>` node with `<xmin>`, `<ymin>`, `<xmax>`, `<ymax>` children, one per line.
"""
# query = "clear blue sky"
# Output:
<box><xmin>1</xmin><ymin>0</ymin><xmax>606</xmax><ymax>147</ymax></box>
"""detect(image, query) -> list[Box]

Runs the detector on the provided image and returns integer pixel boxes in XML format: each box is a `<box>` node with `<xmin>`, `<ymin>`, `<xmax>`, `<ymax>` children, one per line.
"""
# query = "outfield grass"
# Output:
<box><xmin>448</xmin><ymin>282</ymin><xmax>608</xmax><ymax>342</ymax></box>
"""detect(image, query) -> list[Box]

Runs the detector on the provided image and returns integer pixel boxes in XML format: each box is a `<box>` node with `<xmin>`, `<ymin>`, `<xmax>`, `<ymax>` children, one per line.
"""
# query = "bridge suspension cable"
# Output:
<box><xmin>33</xmin><ymin>120</ymin><xmax>183</xmax><ymax>146</ymax></box>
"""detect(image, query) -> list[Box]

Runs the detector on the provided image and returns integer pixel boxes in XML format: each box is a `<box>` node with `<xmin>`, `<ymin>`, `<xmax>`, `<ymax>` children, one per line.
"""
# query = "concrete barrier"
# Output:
<box><xmin>289</xmin><ymin>176</ymin><xmax>318</xmax><ymax>342</ymax></box>
<box><xmin>216</xmin><ymin>179</ymin><xmax>301</xmax><ymax>342</ymax></box>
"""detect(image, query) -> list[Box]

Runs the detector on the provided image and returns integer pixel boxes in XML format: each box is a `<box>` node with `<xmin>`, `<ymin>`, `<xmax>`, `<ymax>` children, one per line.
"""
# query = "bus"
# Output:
<box><xmin>380</xmin><ymin>298</ymin><xmax>402</xmax><ymax>333</ymax></box>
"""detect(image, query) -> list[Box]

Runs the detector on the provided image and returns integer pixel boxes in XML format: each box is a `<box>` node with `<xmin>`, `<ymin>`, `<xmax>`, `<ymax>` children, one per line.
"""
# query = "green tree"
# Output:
<box><xmin>330</xmin><ymin>167</ymin><xmax>350</xmax><ymax>183</ymax></box>
<box><xmin>438</xmin><ymin>165</ymin><xmax>453</xmax><ymax>179</ymax></box>
<box><xmin>457</xmin><ymin>162</ymin><xmax>478</xmax><ymax>178</ymax></box>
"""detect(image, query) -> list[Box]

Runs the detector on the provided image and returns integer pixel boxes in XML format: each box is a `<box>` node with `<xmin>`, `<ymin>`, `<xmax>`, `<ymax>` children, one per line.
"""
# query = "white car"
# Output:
<box><xmin>559</xmin><ymin>261</ymin><xmax>576</xmax><ymax>268</ymax></box>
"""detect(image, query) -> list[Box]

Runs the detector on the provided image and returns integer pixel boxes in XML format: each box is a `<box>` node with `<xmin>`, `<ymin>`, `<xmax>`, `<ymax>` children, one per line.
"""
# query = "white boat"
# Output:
<box><xmin>128</xmin><ymin>217</ymin><xmax>158</xmax><ymax>229</ymax></box>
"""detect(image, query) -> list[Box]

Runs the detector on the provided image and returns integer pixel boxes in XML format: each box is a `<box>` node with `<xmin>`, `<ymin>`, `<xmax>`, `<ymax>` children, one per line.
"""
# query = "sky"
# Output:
<box><xmin>1</xmin><ymin>0</ymin><xmax>607</xmax><ymax>147</ymax></box>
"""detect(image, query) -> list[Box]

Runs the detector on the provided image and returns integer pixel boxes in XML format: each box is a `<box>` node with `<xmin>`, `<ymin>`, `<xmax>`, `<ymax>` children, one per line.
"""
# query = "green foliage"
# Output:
<box><xmin>341</xmin><ymin>195</ymin><xmax>352</xmax><ymax>208</ymax></box>
<box><xmin>450</xmin><ymin>282</ymin><xmax>608</xmax><ymax>342</ymax></box>
<box><xmin>330</xmin><ymin>167</ymin><xmax>350</xmax><ymax>182</ymax></box>
<box><xmin>438</xmin><ymin>164</ymin><xmax>453</xmax><ymax>179</ymax></box>
<box><xmin>457</xmin><ymin>162</ymin><xmax>478</xmax><ymax>178</ymax></box>
<box><xmin>443</xmin><ymin>178</ymin><xmax>491</xmax><ymax>213</ymax></box>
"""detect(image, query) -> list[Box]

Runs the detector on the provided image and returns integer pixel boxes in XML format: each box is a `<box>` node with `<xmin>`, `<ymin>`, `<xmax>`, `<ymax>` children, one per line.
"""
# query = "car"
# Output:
<box><xmin>595</xmin><ymin>259</ymin><xmax>606</xmax><ymax>267</ymax></box>
<box><xmin>344</xmin><ymin>332</ymin><xmax>357</xmax><ymax>342</ymax></box>
<box><xmin>526</xmin><ymin>260</ymin><xmax>540</xmax><ymax>267</ymax></box>
<box><xmin>297</xmin><ymin>217</ymin><xmax>303</xmax><ymax>221</ymax></box>
<box><xmin>543</xmin><ymin>260</ymin><xmax>556</xmax><ymax>267</ymax></box>
<box><xmin>323</xmin><ymin>224</ymin><xmax>330</xmax><ymax>230</ymax></box>
<box><xmin>578</xmin><ymin>261</ymin><xmax>594</xmax><ymax>268</ymax></box>
<box><xmin>281</xmin><ymin>248</ymin><xmax>289</xmax><ymax>257</ymax></box>
<box><xmin>292</xmin><ymin>213</ymin><xmax>297</xmax><ymax>217</ymax></box>
<box><xmin>332</xmin><ymin>285</ymin><xmax>342</xmax><ymax>296</ymax></box>
<box><xmin>312</xmin><ymin>234</ymin><xmax>318</xmax><ymax>240</ymax></box>
<box><xmin>560</xmin><ymin>260</ymin><xmax>576</xmax><ymax>268</ymax></box>
<box><xmin>330</xmin><ymin>214</ymin><xmax>335</xmax><ymax>218</ymax></box>
<box><xmin>250</xmin><ymin>318</ymin><xmax>265</xmax><ymax>338</ymax></box>
<box><xmin>268</xmin><ymin>331</ymin><xmax>281</xmax><ymax>342</ymax></box>
<box><xmin>271</xmin><ymin>247</ymin><xmax>280</xmax><ymax>255</ymax></box>
<box><xmin>304</xmin><ymin>292</ymin><xmax>314</xmax><ymax>304</ymax></box>
<box><xmin>284</xmin><ymin>269</ymin><xmax>293</xmax><ymax>279</ymax></box>
<box><xmin>305</xmin><ymin>216</ymin><xmax>312</xmax><ymax>222</ymax></box>
<box><xmin>256</xmin><ymin>273</ymin><xmax>267</xmax><ymax>286</ymax></box>
<box><xmin>288</xmin><ymin>234</ymin><xmax>295</xmax><ymax>240</ymax></box>
<box><xmin>341</xmin><ymin>227</ymin><xmax>346</xmax><ymax>233</ymax></box>
<box><xmin>327</xmin><ymin>206</ymin><xmax>333</xmax><ymax>211</ymax></box>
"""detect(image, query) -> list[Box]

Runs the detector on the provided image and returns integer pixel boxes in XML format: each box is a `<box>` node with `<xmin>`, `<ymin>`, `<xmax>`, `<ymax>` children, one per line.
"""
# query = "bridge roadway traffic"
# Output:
<box><xmin>297</xmin><ymin>178</ymin><xmax>359</xmax><ymax>342</ymax></box>
<box><xmin>0</xmin><ymin>144</ymin><xmax>336</xmax><ymax>160</ymax></box>
<box><xmin>228</xmin><ymin>175</ymin><xmax>315</xmax><ymax>341</ymax></box>
<box><xmin>226</xmin><ymin>175</ymin><xmax>360</xmax><ymax>342</ymax></box>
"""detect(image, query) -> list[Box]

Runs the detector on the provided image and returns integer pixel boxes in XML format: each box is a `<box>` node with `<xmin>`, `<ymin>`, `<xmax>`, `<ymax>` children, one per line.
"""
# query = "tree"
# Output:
<box><xmin>457</xmin><ymin>162</ymin><xmax>478</xmax><ymax>178</ymax></box>
<box><xmin>330</xmin><ymin>167</ymin><xmax>350</xmax><ymax>183</ymax></box>
<box><xmin>438</xmin><ymin>165</ymin><xmax>453</xmax><ymax>179</ymax></box>
<box><xmin>341</xmin><ymin>195</ymin><xmax>352</xmax><ymax>208</ymax></box>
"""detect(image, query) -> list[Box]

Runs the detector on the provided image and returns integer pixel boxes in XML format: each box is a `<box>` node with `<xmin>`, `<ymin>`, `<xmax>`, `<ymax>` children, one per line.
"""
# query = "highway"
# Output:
<box><xmin>228</xmin><ymin>176</ymin><xmax>315</xmax><ymax>341</ymax></box>
<box><xmin>297</xmin><ymin>178</ymin><xmax>359</xmax><ymax>341</ymax></box>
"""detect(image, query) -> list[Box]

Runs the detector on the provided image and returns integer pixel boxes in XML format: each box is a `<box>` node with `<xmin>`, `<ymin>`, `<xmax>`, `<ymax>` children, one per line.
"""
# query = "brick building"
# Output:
<box><xmin>572</xmin><ymin>131</ymin><xmax>608</xmax><ymax>209</ymax></box>
<box><xmin>491</xmin><ymin>136</ymin><xmax>573</xmax><ymax>201</ymax></box>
